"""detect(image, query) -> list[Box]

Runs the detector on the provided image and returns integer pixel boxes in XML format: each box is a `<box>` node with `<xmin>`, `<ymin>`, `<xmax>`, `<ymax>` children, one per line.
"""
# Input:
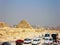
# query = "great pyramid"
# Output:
<box><xmin>16</xmin><ymin>20</ymin><xmax>33</xmax><ymax>29</ymax></box>
<box><xmin>0</xmin><ymin>22</ymin><xmax>9</xmax><ymax>27</ymax></box>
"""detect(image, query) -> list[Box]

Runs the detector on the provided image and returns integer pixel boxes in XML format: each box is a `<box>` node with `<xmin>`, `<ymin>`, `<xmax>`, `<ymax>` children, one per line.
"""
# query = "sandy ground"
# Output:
<box><xmin>0</xmin><ymin>28</ymin><xmax>60</xmax><ymax>45</ymax></box>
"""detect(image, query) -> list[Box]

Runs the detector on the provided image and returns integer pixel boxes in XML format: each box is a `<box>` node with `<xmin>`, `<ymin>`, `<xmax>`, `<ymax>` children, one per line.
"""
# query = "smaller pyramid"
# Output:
<box><xmin>16</xmin><ymin>19</ymin><xmax>33</xmax><ymax>29</ymax></box>
<box><xmin>0</xmin><ymin>22</ymin><xmax>9</xmax><ymax>27</ymax></box>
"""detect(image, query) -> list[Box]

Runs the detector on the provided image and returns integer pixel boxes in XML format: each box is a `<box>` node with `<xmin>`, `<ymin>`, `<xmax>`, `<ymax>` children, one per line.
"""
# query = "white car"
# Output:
<box><xmin>49</xmin><ymin>38</ymin><xmax>53</xmax><ymax>44</ymax></box>
<box><xmin>44</xmin><ymin>38</ymin><xmax>53</xmax><ymax>44</ymax></box>
<box><xmin>44</xmin><ymin>38</ymin><xmax>49</xmax><ymax>44</ymax></box>
<box><xmin>31</xmin><ymin>37</ymin><xmax>40</xmax><ymax>45</ymax></box>
<box><xmin>24</xmin><ymin>38</ymin><xmax>31</xmax><ymax>44</ymax></box>
<box><xmin>44</xmin><ymin>33</ymin><xmax>50</xmax><ymax>39</ymax></box>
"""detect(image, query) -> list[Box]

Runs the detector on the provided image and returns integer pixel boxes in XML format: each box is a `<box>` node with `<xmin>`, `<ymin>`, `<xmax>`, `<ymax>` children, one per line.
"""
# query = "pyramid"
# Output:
<box><xmin>16</xmin><ymin>20</ymin><xmax>33</xmax><ymax>29</ymax></box>
<box><xmin>0</xmin><ymin>22</ymin><xmax>9</xmax><ymax>27</ymax></box>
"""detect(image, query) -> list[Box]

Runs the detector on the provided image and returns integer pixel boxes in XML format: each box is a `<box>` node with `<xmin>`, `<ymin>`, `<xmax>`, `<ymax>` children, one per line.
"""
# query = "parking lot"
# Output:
<box><xmin>0</xmin><ymin>39</ymin><xmax>59</xmax><ymax>45</ymax></box>
<box><xmin>0</xmin><ymin>39</ymin><xmax>47</xmax><ymax>45</ymax></box>
<box><xmin>0</xmin><ymin>34</ymin><xmax>60</xmax><ymax>45</ymax></box>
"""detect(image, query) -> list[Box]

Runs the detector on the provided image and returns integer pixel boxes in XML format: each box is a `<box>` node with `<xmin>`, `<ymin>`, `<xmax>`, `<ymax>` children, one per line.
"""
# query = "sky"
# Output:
<box><xmin>0</xmin><ymin>0</ymin><xmax>60</xmax><ymax>26</ymax></box>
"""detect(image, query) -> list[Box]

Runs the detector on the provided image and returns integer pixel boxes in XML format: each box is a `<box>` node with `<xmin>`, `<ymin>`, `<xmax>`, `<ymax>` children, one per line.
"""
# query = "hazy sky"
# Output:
<box><xmin>0</xmin><ymin>0</ymin><xmax>60</xmax><ymax>26</ymax></box>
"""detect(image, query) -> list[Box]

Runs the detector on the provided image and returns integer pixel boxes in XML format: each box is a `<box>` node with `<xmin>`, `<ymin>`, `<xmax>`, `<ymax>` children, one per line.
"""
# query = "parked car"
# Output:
<box><xmin>44</xmin><ymin>38</ymin><xmax>49</xmax><ymax>44</ymax></box>
<box><xmin>49</xmin><ymin>38</ymin><xmax>53</xmax><ymax>44</ymax></box>
<box><xmin>44</xmin><ymin>38</ymin><xmax>53</xmax><ymax>44</ymax></box>
<box><xmin>24</xmin><ymin>38</ymin><xmax>31</xmax><ymax>44</ymax></box>
<box><xmin>16</xmin><ymin>39</ymin><xmax>24</xmax><ymax>43</ymax></box>
<box><xmin>44</xmin><ymin>33</ymin><xmax>50</xmax><ymax>39</ymax></box>
<box><xmin>31</xmin><ymin>37</ymin><xmax>40</xmax><ymax>45</ymax></box>
<box><xmin>16</xmin><ymin>39</ymin><xmax>24</xmax><ymax>45</ymax></box>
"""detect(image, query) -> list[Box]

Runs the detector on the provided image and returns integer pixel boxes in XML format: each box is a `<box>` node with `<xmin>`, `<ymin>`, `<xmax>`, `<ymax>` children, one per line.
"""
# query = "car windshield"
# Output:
<box><xmin>33</xmin><ymin>40</ymin><xmax>38</xmax><ymax>41</ymax></box>
<box><xmin>24</xmin><ymin>39</ymin><xmax>31</xmax><ymax>40</ymax></box>
<box><xmin>33</xmin><ymin>39</ymin><xmax>40</xmax><ymax>41</ymax></box>
<box><xmin>45</xmin><ymin>34</ymin><xmax>50</xmax><ymax>37</ymax></box>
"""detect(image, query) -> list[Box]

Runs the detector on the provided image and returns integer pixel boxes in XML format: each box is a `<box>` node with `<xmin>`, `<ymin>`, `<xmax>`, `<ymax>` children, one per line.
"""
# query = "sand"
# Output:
<box><xmin>0</xmin><ymin>27</ymin><xmax>60</xmax><ymax>42</ymax></box>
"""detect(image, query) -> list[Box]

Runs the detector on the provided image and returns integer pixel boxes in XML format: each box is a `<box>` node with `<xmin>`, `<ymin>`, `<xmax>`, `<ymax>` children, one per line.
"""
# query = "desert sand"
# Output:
<box><xmin>0</xmin><ymin>27</ymin><xmax>60</xmax><ymax>42</ymax></box>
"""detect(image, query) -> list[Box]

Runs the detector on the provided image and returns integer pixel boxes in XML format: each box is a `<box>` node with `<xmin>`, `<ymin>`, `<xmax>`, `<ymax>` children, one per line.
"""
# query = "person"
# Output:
<box><xmin>51</xmin><ymin>33</ymin><xmax>58</xmax><ymax>42</ymax></box>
